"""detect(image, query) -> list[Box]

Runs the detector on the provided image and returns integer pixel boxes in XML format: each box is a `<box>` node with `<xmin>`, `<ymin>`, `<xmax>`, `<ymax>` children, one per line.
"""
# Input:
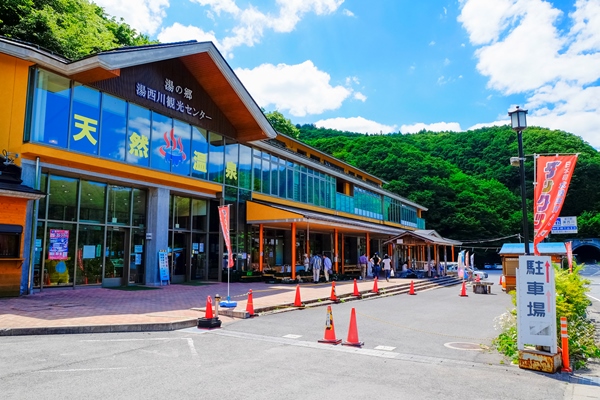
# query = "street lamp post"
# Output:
<box><xmin>508</xmin><ymin>106</ymin><xmax>529</xmax><ymax>255</ymax></box>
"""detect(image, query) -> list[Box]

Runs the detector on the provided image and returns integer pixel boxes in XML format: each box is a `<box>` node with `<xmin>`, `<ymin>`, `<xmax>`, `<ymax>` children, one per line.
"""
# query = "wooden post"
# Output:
<box><xmin>291</xmin><ymin>222</ymin><xmax>297</xmax><ymax>280</ymax></box>
<box><xmin>259</xmin><ymin>224</ymin><xmax>264</xmax><ymax>271</ymax></box>
<box><xmin>341</xmin><ymin>233</ymin><xmax>345</xmax><ymax>274</ymax></box>
<box><xmin>451</xmin><ymin>245</ymin><xmax>455</xmax><ymax>262</ymax></box>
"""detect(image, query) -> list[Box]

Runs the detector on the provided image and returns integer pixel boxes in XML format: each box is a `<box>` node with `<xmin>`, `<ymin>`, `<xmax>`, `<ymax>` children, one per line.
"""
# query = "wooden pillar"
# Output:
<box><xmin>291</xmin><ymin>222</ymin><xmax>296</xmax><ymax>280</ymax></box>
<box><xmin>306</xmin><ymin>226</ymin><xmax>310</xmax><ymax>256</ymax></box>
<box><xmin>451</xmin><ymin>245</ymin><xmax>455</xmax><ymax>262</ymax></box>
<box><xmin>334</xmin><ymin>229</ymin><xmax>339</xmax><ymax>273</ymax></box>
<box><xmin>259</xmin><ymin>224</ymin><xmax>264</xmax><ymax>271</ymax></box>
<box><xmin>341</xmin><ymin>233</ymin><xmax>345</xmax><ymax>274</ymax></box>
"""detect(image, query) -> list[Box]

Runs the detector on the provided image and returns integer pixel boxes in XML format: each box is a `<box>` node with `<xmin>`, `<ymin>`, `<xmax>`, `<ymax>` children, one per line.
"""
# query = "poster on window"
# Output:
<box><xmin>48</xmin><ymin>229</ymin><xmax>70</xmax><ymax>260</ymax></box>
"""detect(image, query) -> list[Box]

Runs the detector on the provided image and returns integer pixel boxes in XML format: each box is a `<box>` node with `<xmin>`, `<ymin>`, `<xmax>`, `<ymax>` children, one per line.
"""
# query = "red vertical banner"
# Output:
<box><xmin>533</xmin><ymin>155</ymin><xmax>578</xmax><ymax>255</ymax></box>
<box><xmin>218</xmin><ymin>205</ymin><xmax>233</xmax><ymax>268</ymax></box>
<box><xmin>565</xmin><ymin>241</ymin><xmax>573</xmax><ymax>273</ymax></box>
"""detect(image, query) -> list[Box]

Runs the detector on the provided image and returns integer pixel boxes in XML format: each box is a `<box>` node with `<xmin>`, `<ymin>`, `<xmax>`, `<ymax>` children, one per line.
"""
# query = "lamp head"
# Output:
<box><xmin>508</xmin><ymin>106</ymin><xmax>528</xmax><ymax>131</ymax></box>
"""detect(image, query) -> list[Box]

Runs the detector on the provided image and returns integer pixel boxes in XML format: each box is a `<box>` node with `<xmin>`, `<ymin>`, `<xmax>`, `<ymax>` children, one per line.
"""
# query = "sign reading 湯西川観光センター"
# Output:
<box><xmin>516</xmin><ymin>256</ymin><xmax>557</xmax><ymax>354</ymax></box>
<box><xmin>551</xmin><ymin>216</ymin><xmax>578</xmax><ymax>234</ymax></box>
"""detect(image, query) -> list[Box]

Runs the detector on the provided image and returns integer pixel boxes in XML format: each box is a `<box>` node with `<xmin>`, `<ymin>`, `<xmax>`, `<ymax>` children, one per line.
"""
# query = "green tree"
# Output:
<box><xmin>264</xmin><ymin>110</ymin><xmax>300</xmax><ymax>139</ymax></box>
<box><xmin>0</xmin><ymin>0</ymin><xmax>155</xmax><ymax>60</ymax></box>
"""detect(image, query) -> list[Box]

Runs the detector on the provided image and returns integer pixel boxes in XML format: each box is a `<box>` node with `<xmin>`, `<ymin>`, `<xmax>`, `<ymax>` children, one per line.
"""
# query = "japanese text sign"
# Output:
<box><xmin>533</xmin><ymin>155</ymin><xmax>578</xmax><ymax>255</ymax></box>
<box><xmin>516</xmin><ymin>255</ymin><xmax>557</xmax><ymax>353</ymax></box>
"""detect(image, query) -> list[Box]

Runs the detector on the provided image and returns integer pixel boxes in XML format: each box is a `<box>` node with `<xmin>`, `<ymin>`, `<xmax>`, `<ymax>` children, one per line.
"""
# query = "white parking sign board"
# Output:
<box><xmin>516</xmin><ymin>256</ymin><xmax>557</xmax><ymax>353</ymax></box>
<box><xmin>551</xmin><ymin>216</ymin><xmax>577</xmax><ymax>234</ymax></box>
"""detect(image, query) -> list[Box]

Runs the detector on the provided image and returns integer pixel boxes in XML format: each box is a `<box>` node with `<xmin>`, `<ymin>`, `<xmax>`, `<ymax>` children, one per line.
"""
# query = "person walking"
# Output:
<box><xmin>323</xmin><ymin>254</ymin><xmax>333</xmax><ymax>282</ymax></box>
<box><xmin>370</xmin><ymin>253</ymin><xmax>381</xmax><ymax>280</ymax></box>
<box><xmin>358</xmin><ymin>253</ymin><xmax>368</xmax><ymax>281</ymax></box>
<box><xmin>311</xmin><ymin>253</ymin><xmax>322</xmax><ymax>283</ymax></box>
<box><xmin>381</xmin><ymin>254</ymin><xmax>392</xmax><ymax>282</ymax></box>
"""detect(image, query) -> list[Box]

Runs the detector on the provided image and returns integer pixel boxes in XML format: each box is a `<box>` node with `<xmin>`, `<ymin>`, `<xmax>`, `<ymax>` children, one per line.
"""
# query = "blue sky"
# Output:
<box><xmin>94</xmin><ymin>0</ymin><xmax>600</xmax><ymax>147</ymax></box>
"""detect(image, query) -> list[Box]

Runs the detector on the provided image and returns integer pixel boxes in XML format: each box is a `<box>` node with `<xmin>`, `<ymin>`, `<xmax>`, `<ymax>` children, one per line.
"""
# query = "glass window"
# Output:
<box><xmin>171</xmin><ymin>119</ymin><xmax>192</xmax><ymax>176</ymax></box>
<box><xmin>30</xmin><ymin>69</ymin><xmax>71</xmax><ymax>147</ymax></box>
<box><xmin>99</xmin><ymin>94</ymin><xmax>127</xmax><ymax>161</ymax></box>
<box><xmin>47</xmin><ymin>176</ymin><xmax>78</xmax><ymax>221</ymax></box>
<box><xmin>70</xmin><ymin>84</ymin><xmax>100</xmax><ymax>155</ymax></box>
<box><xmin>132</xmin><ymin>188</ymin><xmax>146</xmax><ymax>227</ymax></box>
<box><xmin>192</xmin><ymin>199</ymin><xmax>207</xmax><ymax>231</ymax></box>
<box><xmin>79</xmin><ymin>180</ymin><xmax>106</xmax><ymax>223</ymax></box>
<box><xmin>191</xmin><ymin>126</ymin><xmax>208</xmax><ymax>180</ymax></box>
<box><xmin>252</xmin><ymin>150</ymin><xmax>262</xmax><ymax>192</ymax></box>
<box><xmin>287</xmin><ymin>168</ymin><xmax>293</xmax><ymax>200</ymax></box>
<box><xmin>105</xmin><ymin>229</ymin><xmax>126</xmax><ymax>279</ymax></box>
<box><xmin>150</xmin><ymin>111</ymin><xmax>173</xmax><ymax>173</ymax></box>
<box><xmin>76</xmin><ymin>225</ymin><xmax>104</xmax><ymax>285</ymax></box>
<box><xmin>308</xmin><ymin>176</ymin><xmax>314</xmax><ymax>204</ymax></box>
<box><xmin>208</xmin><ymin>132</ymin><xmax>224</xmax><ymax>183</ymax></box>
<box><xmin>38</xmin><ymin>173</ymin><xmax>48</xmax><ymax>220</ymax></box>
<box><xmin>270</xmin><ymin>156</ymin><xmax>278</xmax><ymax>196</ymax></box>
<box><xmin>173</xmin><ymin>196</ymin><xmax>191</xmax><ymax>230</ymax></box>
<box><xmin>225</xmin><ymin>140</ymin><xmax>239</xmax><ymax>187</ymax></box>
<box><xmin>293</xmin><ymin>170</ymin><xmax>300</xmax><ymax>201</ymax></box>
<box><xmin>261</xmin><ymin>157</ymin><xmax>270</xmax><ymax>194</ymax></box>
<box><xmin>107</xmin><ymin>185</ymin><xmax>131</xmax><ymax>225</ymax></box>
<box><xmin>126</xmin><ymin>104</ymin><xmax>151</xmax><ymax>167</ymax></box>
<box><xmin>239</xmin><ymin>145</ymin><xmax>252</xmax><ymax>190</ymax></box>
<box><xmin>278</xmin><ymin>160</ymin><xmax>286</xmax><ymax>198</ymax></box>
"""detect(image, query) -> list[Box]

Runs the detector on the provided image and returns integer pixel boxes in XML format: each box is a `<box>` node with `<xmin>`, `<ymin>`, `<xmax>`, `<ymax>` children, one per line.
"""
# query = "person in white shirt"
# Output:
<box><xmin>381</xmin><ymin>254</ymin><xmax>393</xmax><ymax>282</ymax></box>
<box><xmin>323</xmin><ymin>254</ymin><xmax>333</xmax><ymax>282</ymax></box>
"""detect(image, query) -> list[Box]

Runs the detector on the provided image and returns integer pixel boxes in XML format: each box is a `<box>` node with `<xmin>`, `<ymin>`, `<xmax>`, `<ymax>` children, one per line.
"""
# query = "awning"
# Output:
<box><xmin>246</xmin><ymin>201</ymin><xmax>406</xmax><ymax>237</ymax></box>
<box><xmin>383</xmin><ymin>229</ymin><xmax>462</xmax><ymax>246</ymax></box>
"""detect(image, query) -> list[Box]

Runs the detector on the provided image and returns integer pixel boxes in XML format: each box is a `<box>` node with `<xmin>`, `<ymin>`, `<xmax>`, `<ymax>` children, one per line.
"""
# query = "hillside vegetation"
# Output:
<box><xmin>297</xmin><ymin>124</ymin><xmax>600</xmax><ymax>242</ymax></box>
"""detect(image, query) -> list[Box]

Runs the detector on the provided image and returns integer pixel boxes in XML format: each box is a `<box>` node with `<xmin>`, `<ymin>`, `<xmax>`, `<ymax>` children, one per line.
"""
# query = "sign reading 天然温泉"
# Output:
<box><xmin>516</xmin><ymin>256</ymin><xmax>557</xmax><ymax>353</ymax></box>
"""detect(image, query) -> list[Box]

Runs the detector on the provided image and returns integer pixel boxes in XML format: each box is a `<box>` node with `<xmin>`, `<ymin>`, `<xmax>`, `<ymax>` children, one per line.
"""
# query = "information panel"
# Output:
<box><xmin>516</xmin><ymin>255</ymin><xmax>557</xmax><ymax>353</ymax></box>
<box><xmin>158</xmin><ymin>251</ymin><xmax>170</xmax><ymax>284</ymax></box>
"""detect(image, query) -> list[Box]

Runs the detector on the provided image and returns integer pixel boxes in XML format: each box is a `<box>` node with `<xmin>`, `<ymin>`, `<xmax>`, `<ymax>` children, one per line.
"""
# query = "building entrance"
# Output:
<box><xmin>103</xmin><ymin>227</ymin><xmax>130</xmax><ymax>287</ymax></box>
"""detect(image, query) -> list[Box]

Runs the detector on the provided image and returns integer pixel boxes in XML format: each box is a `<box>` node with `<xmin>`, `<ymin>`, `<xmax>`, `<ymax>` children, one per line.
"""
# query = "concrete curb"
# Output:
<box><xmin>0</xmin><ymin>319</ymin><xmax>198</xmax><ymax>336</ymax></box>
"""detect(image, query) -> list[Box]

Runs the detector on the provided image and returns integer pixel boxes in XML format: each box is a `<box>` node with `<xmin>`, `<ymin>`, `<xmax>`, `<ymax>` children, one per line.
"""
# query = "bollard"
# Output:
<box><xmin>215</xmin><ymin>294</ymin><xmax>221</xmax><ymax>319</ymax></box>
<box><xmin>560</xmin><ymin>317</ymin><xmax>572</xmax><ymax>373</ymax></box>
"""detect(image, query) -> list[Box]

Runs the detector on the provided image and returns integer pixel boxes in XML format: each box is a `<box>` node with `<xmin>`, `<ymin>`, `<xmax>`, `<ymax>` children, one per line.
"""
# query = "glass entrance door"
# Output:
<box><xmin>104</xmin><ymin>228</ymin><xmax>129</xmax><ymax>287</ymax></box>
<box><xmin>170</xmin><ymin>232</ymin><xmax>189</xmax><ymax>283</ymax></box>
<box><xmin>191</xmin><ymin>233</ymin><xmax>206</xmax><ymax>280</ymax></box>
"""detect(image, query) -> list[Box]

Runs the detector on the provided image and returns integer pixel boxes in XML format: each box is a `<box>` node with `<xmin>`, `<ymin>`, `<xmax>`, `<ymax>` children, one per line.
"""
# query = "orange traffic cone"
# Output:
<box><xmin>293</xmin><ymin>284</ymin><xmax>304</xmax><ymax>307</ymax></box>
<box><xmin>318</xmin><ymin>305</ymin><xmax>342</xmax><ymax>345</ymax></box>
<box><xmin>342</xmin><ymin>308</ymin><xmax>364</xmax><ymax>347</ymax></box>
<box><xmin>459</xmin><ymin>281</ymin><xmax>468</xmax><ymax>297</ymax></box>
<box><xmin>197</xmin><ymin>295</ymin><xmax>221</xmax><ymax>329</ymax></box>
<box><xmin>371</xmin><ymin>277</ymin><xmax>379</xmax><ymax>294</ymax></box>
<box><xmin>246</xmin><ymin>289</ymin><xmax>255</xmax><ymax>317</ymax></box>
<box><xmin>330</xmin><ymin>281</ymin><xmax>340</xmax><ymax>303</ymax></box>
<box><xmin>408</xmin><ymin>280</ymin><xmax>416</xmax><ymax>295</ymax></box>
<box><xmin>205</xmin><ymin>296</ymin><xmax>214</xmax><ymax>318</ymax></box>
<box><xmin>499</xmin><ymin>275</ymin><xmax>503</xmax><ymax>285</ymax></box>
<box><xmin>352</xmin><ymin>279</ymin><xmax>361</xmax><ymax>297</ymax></box>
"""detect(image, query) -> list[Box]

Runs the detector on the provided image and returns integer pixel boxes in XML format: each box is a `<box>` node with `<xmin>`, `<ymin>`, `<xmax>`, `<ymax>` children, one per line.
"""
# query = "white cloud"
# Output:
<box><xmin>343</xmin><ymin>8</ymin><xmax>355</xmax><ymax>17</ymax></box>
<box><xmin>315</xmin><ymin>117</ymin><xmax>397</xmax><ymax>134</ymax></box>
<box><xmin>400</xmin><ymin>122</ymin><xmax>462</xmax><ymax>134</ymax></box>
<box><xmin>157</xmin><ymin>23</ymin><xmax>222</xmax><ymax>47</ymax></box>
<box><xmin>444</xmin><ymin>58</ymin><xmax>451</xmax><ymax>66</ymax></box>
<box><xmin>429</xmin><ymin>41</ymin><xmax>436</xmax><ymax>46</ymax></box>
<box><xmin>458</xmin><ymin>0</ymin><xmax>600</xmax><ymax>147</ymax></box>
<box><xmin>235</xmin><ymin>60</ymin><xmax>354</xmax><ymax>117</ymax></box>
<box><xmin>190</xmin><ymin>0</ymin><xmax>344</xmax><ymax>55</ymax></box>
<box><xmin>353</xmin><ymin>92</ymin><xmax>367</xmax><ymax>101</ymax></box>
<box><xmin>93</xmin><ymin>0</ymin><xmax>169</xmax><ymax>35</ymax></box>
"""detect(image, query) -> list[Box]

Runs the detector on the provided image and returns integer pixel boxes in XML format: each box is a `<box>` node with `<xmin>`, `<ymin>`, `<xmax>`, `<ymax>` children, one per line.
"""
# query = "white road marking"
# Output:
<box><xmin>374</xmin><ymin>345</ymin><xmax>396</xmax><ymax>351</ymax></box>
<box><xmin>186</xmin><ymin>338</ymin><xmax>198</xmax><ymax>356</ymax></box>
<box><xmin>37</xmin><ymin>367</ymin><xmax>134</xmax><ymax>373</ymax></box>
<box><xmin>81</xmin><ymin>337</ymin><xmax>198</xmax><ymax>356</ymax></box>
<box><xmin>587</xmin><ymin>294</ymin><xmax>600</xmax><ymax>302</ymax></box>
<box><xmin>283</xmin><ymin>334</ymin><xmax>302</xmax><ymax>339</ymax></box>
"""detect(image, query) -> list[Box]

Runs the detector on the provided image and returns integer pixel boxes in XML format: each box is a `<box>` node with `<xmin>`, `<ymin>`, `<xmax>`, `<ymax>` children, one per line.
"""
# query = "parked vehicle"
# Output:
<box><xmin>483</xmin><ymin>263</ymin><xmax>493</xmax><ymax>269</ymax></box>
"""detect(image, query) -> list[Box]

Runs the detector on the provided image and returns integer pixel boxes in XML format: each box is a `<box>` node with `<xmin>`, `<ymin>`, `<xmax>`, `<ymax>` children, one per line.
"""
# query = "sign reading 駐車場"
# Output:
<box><xmin>516</xmin><ymin>256</ymin><xmax>557</xmax><ymax>354</ymax></box>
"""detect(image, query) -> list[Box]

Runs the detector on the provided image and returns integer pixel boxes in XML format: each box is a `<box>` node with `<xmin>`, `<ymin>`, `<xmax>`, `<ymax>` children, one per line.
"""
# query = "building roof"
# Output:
<box><xmin>499</xmin><ymin>242</ymin><xmax>567</xmax><ymax>255</ymax></box>
<box><xmin>0</xmin><ymin>36</ymin><xmax>276</xmax><ymax>142</ymax></box>
<box><xmin>383</xmin><ymin>230</ymin><xmax>462</xmax><ymax>246</ymax></box>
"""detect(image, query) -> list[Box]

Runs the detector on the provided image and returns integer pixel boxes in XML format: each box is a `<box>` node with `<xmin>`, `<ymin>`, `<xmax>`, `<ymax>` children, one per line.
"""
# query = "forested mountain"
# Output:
<box><xmin>296</xmin><ymin>123</ymin><xmax>600</xmax><ymax>242</ymax></box>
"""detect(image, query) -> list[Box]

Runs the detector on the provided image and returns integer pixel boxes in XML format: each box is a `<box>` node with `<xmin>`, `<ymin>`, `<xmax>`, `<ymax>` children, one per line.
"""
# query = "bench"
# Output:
<box><xmin>472</xmin><ymin>281</ymin><xmax>494</xmax><ymax>294</ymax></box>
